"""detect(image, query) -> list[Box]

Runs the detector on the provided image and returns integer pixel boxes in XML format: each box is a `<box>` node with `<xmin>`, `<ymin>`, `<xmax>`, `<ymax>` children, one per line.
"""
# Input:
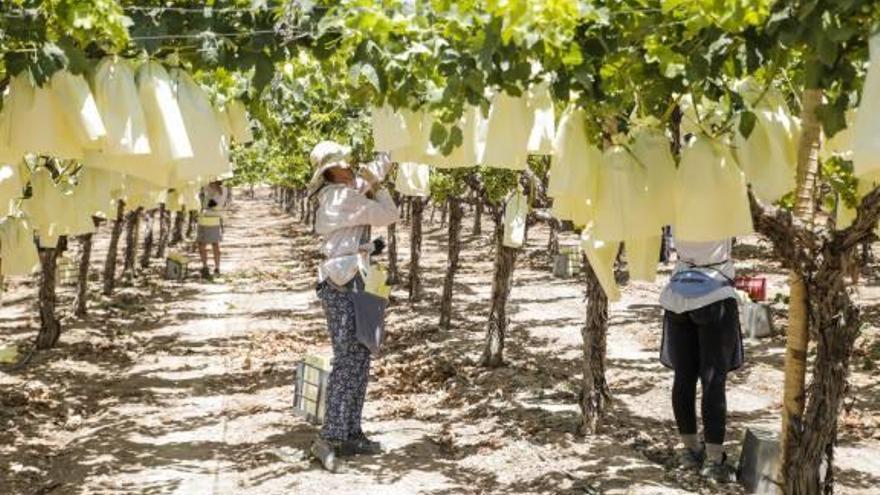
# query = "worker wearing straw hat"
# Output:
<box><xmin>307</xmin><ymin>141</ymin><xmax>398</xmax><ymax>473</ymax></box>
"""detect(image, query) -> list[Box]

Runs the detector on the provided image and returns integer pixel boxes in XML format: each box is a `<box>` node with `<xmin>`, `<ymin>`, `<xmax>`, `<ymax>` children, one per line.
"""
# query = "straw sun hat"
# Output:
<box><xmin>308</xmin><ymin>140</ymin><xmax>352</xmax><ymax>194</ymax></box>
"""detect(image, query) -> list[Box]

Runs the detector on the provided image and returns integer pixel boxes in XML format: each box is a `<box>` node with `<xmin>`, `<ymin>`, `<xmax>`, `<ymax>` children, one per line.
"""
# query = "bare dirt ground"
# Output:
<box><xmin>1</xmin><ymin>188</ymin><xmax>878</xmax><ymax>495</ymax></box>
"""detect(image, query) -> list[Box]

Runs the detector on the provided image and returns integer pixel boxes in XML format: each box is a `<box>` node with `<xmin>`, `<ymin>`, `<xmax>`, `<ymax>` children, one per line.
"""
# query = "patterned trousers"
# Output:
<box><xmin>318</xmin><ymin>283</ymin><xmax>372</xmax><ymax>442</ymax></box>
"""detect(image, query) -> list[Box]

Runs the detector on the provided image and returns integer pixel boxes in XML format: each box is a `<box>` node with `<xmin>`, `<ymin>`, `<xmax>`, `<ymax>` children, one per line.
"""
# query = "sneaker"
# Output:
<box><xmin>675</xmin><ymin>446</ymin><xmax>705</xmax><ymax>470</ymax></box>
<box><xmin>200</xmin><ymin>266</ymin><xmax>211</xmax><ymax>279</ymax></box>
<box><xmin>310</xmin><ymin>438</ymin><xmax>344</xmax><ymax>473</ymax></box>
<box><xmin>213</xmin><ymin>268</ymin><xmax>220</xmax><ymax>276</ymax></box>
<box><xmin>701</xmin><ymin>453</ymin><xmax>736</xmax><ymax>483</ymax></box>
<box><xmin>341</xmin><ymin>432</ymin><xmax>382</xmax><ymax>456</ymax></box>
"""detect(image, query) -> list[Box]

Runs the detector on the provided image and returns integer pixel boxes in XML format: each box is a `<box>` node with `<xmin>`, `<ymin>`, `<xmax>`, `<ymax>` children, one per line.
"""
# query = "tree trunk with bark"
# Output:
<box><xmin>74</xmin><ymin>226</ymin><xmax>96</xmax><ymax>317</ymax></box>
<box><xmin>779</xmin><ymin>88</ymin><xmax>822</xmax><ymax>485</ymax></box>
<box><xmin>156</xmin><ymin>202</ymin><xmax>169</xmax><ymax>259</ymax></box>
<box><xmin>300</xmin><ymin>191</ymin><xmax>308</xmax><ymax>222</ymax></box>
<box><xmin>408</xmin><ymin>197</ymin><xmax>424</xmax><ymax>302</ymax></box>
<box><xmin>473</xmin><ymin>198</ymin><xmax>483</xmax><ymax>236</ymax></box>
<box><xmin>103</xmin><ymin>200</ymin><xmax>125</xmax><ymax>296</ymax></box>
<box><xmin>480</xmin><ymin>211</ymin><xmax>518</xmax><ymax>367</ymax></box>
<box><xmin>123</xmin><ymin>208</ymin><xmax>143</xmax><ymax>282</ymax></box>
<box><xmin>36</xmin><ymin>237</ymin><xmax>66</xmax><ymax>350</ymax></box>
<box><xmin>171</xmin><ymin>209</ymin><xmax>185</xmax><ymax>245</ymax></box>
<box><xmin>548</xmin><ymin>217</ymin><xmax>560</xmax><ymax>256</ymax></box>
<box><xmin>580</xmin><ymin>258</ymin><xmax>611</xmax><ymax>433</ymax></box>
<box><xmin>387</xmin><ymin>222</ymin><xmax>399</xmax><ymax>285</ymax></box>
<box><xmin>140</xmin><ymin>209</ymin><xmax>155</xmax><ymax>269</ymax></box>
<box><xmin>440</xmin><ymin>200</ymin><xmax>449</xmax><ymax>229</ymax></box>
<box><xmin>186</xmin><ymin>210</ymin><xmax>196</xmax><ymax>238</ymax></box>
<box><xmin>439</xmin><ymin>198</ymin><xmax>464</xmax><ymax>329</ymax></box>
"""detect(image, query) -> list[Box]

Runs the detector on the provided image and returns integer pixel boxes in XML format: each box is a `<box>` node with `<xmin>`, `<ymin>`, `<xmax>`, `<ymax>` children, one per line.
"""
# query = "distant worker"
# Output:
<box><xmin>197</xmin><ymin>180</ymin><xmax>229</xmax><ymax>279</ymax></box>
<box><xmin>659</xmin><ymin>238</ymin><xmax>743</xmax><ymax>483</ymax></box>
<box><xmin>307</xmin><ymin>142</ymin><xmax>397</xmax><ymax>472</ymax></box>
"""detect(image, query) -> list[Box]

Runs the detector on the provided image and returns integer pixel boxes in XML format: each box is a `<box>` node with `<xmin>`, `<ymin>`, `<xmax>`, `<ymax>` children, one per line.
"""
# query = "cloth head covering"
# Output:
<box><xmin>308</xmin><ymin>140</ymin><xmax>352</xmax><ymax>194</ymax></box>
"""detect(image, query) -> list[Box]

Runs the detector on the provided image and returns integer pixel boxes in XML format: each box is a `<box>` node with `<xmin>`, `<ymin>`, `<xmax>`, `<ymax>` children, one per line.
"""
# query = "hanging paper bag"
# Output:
<box><xmin>676</xmin><ymin>136</ymin><xmax>754</xmax><ymax>242</ymax></box>
<box><xmin>7</xmin><ymin>72</ymin><xmax>83</xmax><ymax>159</ymax></box>
<box><xmin>426</xmin><ymin>106</ymin><xmax>481</xmax><ymax>168</ymax></box>
<box><xmin>526</xmin><ymin>82</ymin><xmax>556</xmax><ymax>154</ymax></box>
<box><xmin>626</xmin><ymin>236</ymin><xmax>661</xmax><ymax>283</ymax></box>
<box><xmin>594</xmin><ymin>145</ymin><xmax>658</xmax><ymax>242</ymax></box>
<box><xmin>92</xmin><ymin>57</ymin><xmax>151</xmax><ymax>156</ymax></box>
<box><xmin>503</xmin><ymin>189</ymin><xmax>529</xmax><ymax>248</ymax></box>
<box><xmin>171</xmin><ymin>69</ymin><xmax>231</xmax><ymax>183</ymax></box>
<box><xmin>372</xmin><ymin>105</ymin><xmax>410</xmax><ymax>153</ymax></box>
<box><xmin>631</xmin><ymin>127</ymin><xmax>677</xmax><ymax>228</ymax></box>
<box><xmin>853</xmin><ymin>34</ymin><xmax>880</xmax><ymax>177</ymax></box>
<box><xmin>0</xmin><ymin>217</ymin><xmax>39</xmax><ymax>276</ymax></box>
<box><xmin>50</xmin><ymin>70</ymin><xmax>107</xmax><ymax>148</ymax></box>
<box><xmin>0</xmin><ymin>164</ymin><xmax>23</xmax><ymax>216</ymax></box>
<box><xmin>581</xmin><ymin>228</ymin><xmax>621</xmax><ymax>302</ymax></box>
<box><xmin>137</xmin><ymin>62</ymin><xmax>193</xmax><ymax>160</ymax></box>
<box><xmin>226</xmin><ymin>99</ymin><xmax>254</xmax><ymax>144</ymax></box>
<box><xmin>481</xmin><ymin>92</ymin><xmax>531</xmax><ymax>170</ymax></box>
<box><xmin>395</xmin><ymin>162</ymin><xmax>431</xmax><ymax>197</ymax></box>
<box><xmin>391</xmin><ymin>110</ymin><xmax>432</xmax><ymax>164</ymax></box>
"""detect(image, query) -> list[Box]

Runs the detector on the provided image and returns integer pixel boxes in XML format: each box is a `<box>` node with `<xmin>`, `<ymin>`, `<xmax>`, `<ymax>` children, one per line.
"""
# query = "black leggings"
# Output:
<box><xmin>663</xmin><ymin>298</ymin><xmax>742</xmax><ymax>445</ymax></box>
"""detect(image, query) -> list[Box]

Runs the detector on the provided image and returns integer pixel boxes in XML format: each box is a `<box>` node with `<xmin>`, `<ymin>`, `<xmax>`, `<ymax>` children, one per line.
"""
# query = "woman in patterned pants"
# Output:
<box><xmin>307</xmin><ymin>142</ymin><xmax>398</xmax><ymax>472</ymax></box>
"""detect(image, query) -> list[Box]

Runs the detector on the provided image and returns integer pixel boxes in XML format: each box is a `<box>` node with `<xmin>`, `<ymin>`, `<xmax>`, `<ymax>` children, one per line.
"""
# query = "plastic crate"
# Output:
<box><xmin>735</xmin><ymin>276</ymin><xmax>767</xmax><ymax>302</ymax></box>
<box><xmin>553</xmin><ymin>246</ymin><xmax>582</xmax><ymax>278</ymax></box>
<box><xmin>293</xmin><ymin>354</ymin><xmax>332</xmax><ymax>425</ymax></box>
<box><xmin>164</xmin><ymin>252</ymin><xmax>189</xmax><ymax>281</ymax></box>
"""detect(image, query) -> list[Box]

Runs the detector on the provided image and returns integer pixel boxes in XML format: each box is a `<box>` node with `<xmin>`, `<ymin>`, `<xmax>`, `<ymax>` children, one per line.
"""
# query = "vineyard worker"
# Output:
<box><xmin>197</xmin><ymin>180</ymin><xmax>228</xmax><ymax>279</ymax></box>
<box><xmin>307</xmin><ymin>141</ymin><xmax>397</xmax><ymax>472</ymax></box>
<box><xmin>659</xmin><ymin>238</ymin><xmax>743</xmax><ymax>483</ymax></box>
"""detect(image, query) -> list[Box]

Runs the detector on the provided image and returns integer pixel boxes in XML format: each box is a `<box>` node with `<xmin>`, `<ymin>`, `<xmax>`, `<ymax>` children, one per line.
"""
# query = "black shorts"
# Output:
<box><xmin>660</xmin><ymin>298</ymin><xmax>744</xmax><ymax>372</ymax></box>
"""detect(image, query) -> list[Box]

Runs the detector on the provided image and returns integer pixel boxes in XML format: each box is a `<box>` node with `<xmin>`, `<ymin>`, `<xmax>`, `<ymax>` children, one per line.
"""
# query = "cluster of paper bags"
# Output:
<box><xmin>372</xmin><ymin>77</ymin><xmax>813</xmax><ymax>299</ymax></box>
<box><xmin>0</xmin><ymin>58</ymin><xmax>253</xmax><ymax>276</ymax></box>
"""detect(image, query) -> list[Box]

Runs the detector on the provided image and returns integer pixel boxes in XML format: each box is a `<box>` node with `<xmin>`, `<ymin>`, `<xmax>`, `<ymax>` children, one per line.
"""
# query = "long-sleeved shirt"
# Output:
<box><xmin>315</xmin><ymin>180</ymin><xmax>399</xmax><ymax>285</ymax></box>
<box><xmin>659</xmin><ymin>238</ymin><xmax>737</xmax><ymax>314</ymax></box>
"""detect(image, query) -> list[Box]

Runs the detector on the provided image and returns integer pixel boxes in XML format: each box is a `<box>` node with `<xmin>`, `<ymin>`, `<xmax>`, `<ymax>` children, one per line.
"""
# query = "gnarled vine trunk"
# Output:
<box><xmin>140</xmin><ymin>209</ymin><xmax>155</xmax><ymax>269</ymax></box>
<box><xmin>580</xmin><ymin>258</ymin><xmax>611</xmax><ymax>433</ymax></box>
<box><xmin>103</xmin><ymin>200</ymin><xmax>125</xmax><ymax>296</ymax></box>
<box><xmin>750</xmin><ymin>181</ymin><xmax>880</xmax><ymax>493</ymax></box>
<box><xmin>186</xmin><ymin>210</ymin><xmax>196</xmax><ymax>239</ymax></box>
<box><xmin>473</xmin><ymin>198</ymin><xmax>483</xmax><ymax>236</ymax></box>
<box><xmin>171</xmin><ymin>209</ymin><xmax>185</xmax><ymax>245</ymax></box>
<box><xmin>439</xmin><ymin>198</ymin><xmax>464</xmax><ymax>329</ymax></box>
<box><xmin>548</xmin><ymin>217</ymin><xmax>560</xmax><ymax>256</ymax></box>
<box><xmin>408</xmin><ymin>197</ymin><xmax>424</xmax><ymax>302</ymax></box>
<box><xmin>387</xmin><ymin>222</ymin><xmax>399</xmax><ymax>285</ymax></box>
<box><xmin>74</xmin><ymin>227</ymin><xmax>95</xmax><ymax>317</ymax></box>
<box><xmin>156</xmin><ymin>202</ymin><xmax>169</xmax><ymax>259</ymax></box>
<box><xmin>123</xmin><ymin>207</ymin><xmax>143</xmax><ymax>282</ymax></box>
<box><xmin>480</xmin><ymin>211</ymin><xmax>518</xmax><ymax>367</ymax></box>
<box><xmin>36</xmin><ymin>237</ymin><xmax>66</xmax><ymax>350</ymax></box>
